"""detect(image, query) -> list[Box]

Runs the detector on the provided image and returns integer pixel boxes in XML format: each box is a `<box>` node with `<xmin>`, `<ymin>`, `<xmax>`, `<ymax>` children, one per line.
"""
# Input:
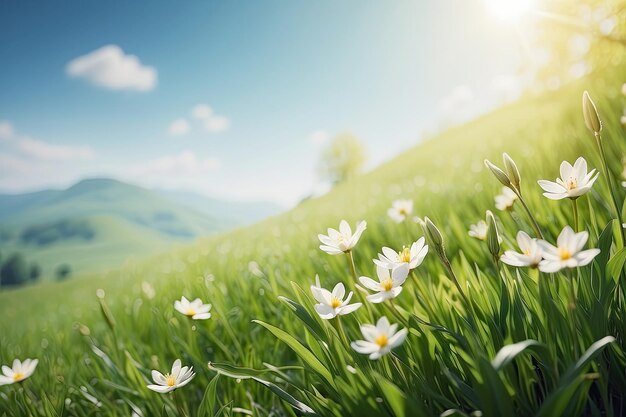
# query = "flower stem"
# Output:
<box><xmin>333</xmin><ymin>316</ymin><xmax>350</xmax><ymax>348</ymax></box>
<box><xmin>566</xmin><ymin>269</ymin><xmax>579</xmax><ymax>358</ymax></box>
<box><xmin>346</xmin><ymin>250</ymin><xmax>358</xmax><ymax>281</ymax></box>
<box><xmin>596</xmin><ymin>133</ymin><xmax>625</xmax><ymax>246</ymax></box>
<box><xmin>571</xmin><ymin>198</ymin><xmax>579</xmax><ymax>232</ymax></box>
<box><xmin>172</xmin><ymin>390</ymin><xmax>188</xmax><ymax>417</ymax></box>
<box><xmin>514</xmin><ymin>191</ymin><xmax>544</xmax><ymax>239</ymax></box>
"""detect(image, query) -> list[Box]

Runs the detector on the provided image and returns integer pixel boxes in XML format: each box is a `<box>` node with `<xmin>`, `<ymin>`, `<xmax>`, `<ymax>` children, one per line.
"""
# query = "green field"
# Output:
<box><xmin>2</xmin><ymin>71</ymin><xmax>626</xmax><ymax>416</ymax></box>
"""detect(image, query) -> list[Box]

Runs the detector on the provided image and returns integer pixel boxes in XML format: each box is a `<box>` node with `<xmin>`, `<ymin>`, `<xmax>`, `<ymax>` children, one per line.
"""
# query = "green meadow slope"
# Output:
<box><xmin>1</xmin><ymin>71</ymin><xmax>626</xmax><ymax>416</ymax></box>
<box><xmin>0</xmin><ymin>178</ymin><xmax>281</xmax><ymax>279</ymax></box>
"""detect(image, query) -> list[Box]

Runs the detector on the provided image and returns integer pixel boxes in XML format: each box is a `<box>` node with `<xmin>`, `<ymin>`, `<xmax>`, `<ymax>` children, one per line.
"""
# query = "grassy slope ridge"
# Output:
<box><xmin>0</xmin><ymin>72</ymin><xmax>625</xmax><ymax>416</ymax></box>
<box><xmin>0</xmin><ymin>178</ymin><xmax>278</xmax><ymax>278</ymax></box>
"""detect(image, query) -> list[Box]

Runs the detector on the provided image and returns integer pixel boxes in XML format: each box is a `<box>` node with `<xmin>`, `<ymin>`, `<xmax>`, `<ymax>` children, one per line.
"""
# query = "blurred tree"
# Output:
<box><xmin>0</xmin><ymin>253</ymin><xmax>29</xmax><ymax>287</ymax></box>
<box><xmin>29</xmin><ymin>263</ymin><xmax>41</xmax><ymax>282</ymax></box>
<box><xmin>318</xmin><ymin>133</ymin><xmax>367</xmax><ymax>185</ymax></box>
<box><xmin>55</xmin><ymin>264</ymin><xmax>72</xmax><ymax>281</ymax></box>
<box><xmin>524</xmin><ymin>0</ymin><xmax>626</xmax><ymax>90</ymax></box>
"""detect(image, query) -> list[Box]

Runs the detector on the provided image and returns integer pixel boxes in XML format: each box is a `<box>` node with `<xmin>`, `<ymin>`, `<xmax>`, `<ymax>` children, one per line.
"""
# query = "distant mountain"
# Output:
<box><xmin>155</xmin><ymin>189</ymin><xmax>282</xmax><ymax>227</ymax></box>
<box><xmin>0</xmin><ymin>178</ymin><xmax>282</xmax><ymax>279</ymax></box>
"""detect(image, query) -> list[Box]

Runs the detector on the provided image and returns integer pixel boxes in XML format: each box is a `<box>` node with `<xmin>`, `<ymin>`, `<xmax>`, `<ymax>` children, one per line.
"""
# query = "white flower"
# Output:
<box><xmin>387</xmin><ymin>199</ymin><xmax>413</xmax><ymax>223</ymax></box>
<box><xmin>174</xmin><ymin>296</ymin><xmax>212</xmax><ymax>320</ymax></box>
<box><xmin>147</xmin><ymin>359</ymin><xmax>195</xmax><ymax>393</ymax></box>
<box><xmin>537</xmin><ymin>157</ymin><xmax>599</xmax><ymax>200</ymax></box>
<box><xmin>318</xmin><ymin>220</ymin><xmax>367</xmax><ymax>255</ymax></box>
<box><xmin>310</xmin><ymin>280</ymin><xmax>362</xmax><ymax>319</ymax></box>
<box><xmin>494</xmin><ymin>187</ymin><xmax>518</xmax><ymax>211</ymax></box>
<box><xmin>537</xmin><ymin>226</ymin><xmax>600</xmax><ymax>273</ymax></box>
<box><xmin>501</xmin><ymin>231</ymin><xmax>543</xmax><ymax>268</ymax></box>
<box><xmin>350</xmin><ymin>316</ymin><xmax>407</xmax><ymax>360</ymax></box>
<box><xmin>0</xmin><ymin>358</ymin><xmax>38</xmax><ymax>385</ymax></box>
<box><xmin>373</xmin><ymin>237</ymin><xmax>428</xmax><ymax>270</ymax></box>
<box><xmin>359</xmin><ymin>264</ymin><xmax>409</xmax><ymax>303</ymax></box>
<box><xmin>469</xmin><ymin>220</ymin><xmax>488</xmax><ymax>240</ymax></box>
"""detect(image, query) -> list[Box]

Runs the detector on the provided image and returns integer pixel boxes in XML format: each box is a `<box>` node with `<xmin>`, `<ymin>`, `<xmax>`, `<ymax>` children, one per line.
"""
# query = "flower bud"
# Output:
<box><xmin>582</xmin><ymin>91</ymin><xmax>602</xmax><ymax>135</ymax></box>
<box><xmin>484</xmin><ymin>159</ymin><xmax>511</xmax><ymax>187</ymax></box>
<box><xmin>486</xmin><ymin>210</ymin><xmax>500</xmax><ymax>258</ymax></box>
<box><xmin>422</xmin><ymin>217</ymin><xmax>443</xmax><ymax>250</ymax></box>
<box><xmin>502</xmin><ymin>153</ymin><xmax>521</xmax><ymax>191</ymax></box>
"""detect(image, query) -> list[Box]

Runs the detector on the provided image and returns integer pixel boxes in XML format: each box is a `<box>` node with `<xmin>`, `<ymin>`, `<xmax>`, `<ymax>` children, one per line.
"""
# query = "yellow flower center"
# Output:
<box><xmin>330</xmin><ymin>297</ymin><xmax>342</xmax><ymax>309</ymax></box>
<box><xmin>559</xmin><ymin>248</ymin><xmax>572</xmax><ymax>260</ymax></box>
<box><xmin>399</xmin><ymin>247</ymin><xmax>411</xmax><ymax>263</ymax></box>
<box><xmin>398</xmin><ymin>208</ymin><xmax>407</xmax><ymax>216</ymax></box>
<box><xmin>185</xmin><ymin>308</ymin><xmax>196</xmax><ymax>316</ymax></box>
<box><xmin>566</xmin><ymin>177</ymin><xmax>578</xmax><ymax>190</ymax></box>
<box><xmin>165</xmin><ymin>374</ymin><xmax>177</xmax><ymax>387</ymax></box>
<box><xmin>374</xmin><ymin>334</ymin><xmax>389</xmax><ymax>348</ymax></box>
<box><xmin>381</xmin><ymin>278</ymin><xmax>394</xmax><ymax>292</ymax></box>
<box><xmin>523</xmin><ymin>249</ymin><xmax>530</xmax><ymax>256</ymax></box>
<box><xmin>13</xmin><ymin>372</ymin><xmax>23</xmax><ymax>382</ymax></box>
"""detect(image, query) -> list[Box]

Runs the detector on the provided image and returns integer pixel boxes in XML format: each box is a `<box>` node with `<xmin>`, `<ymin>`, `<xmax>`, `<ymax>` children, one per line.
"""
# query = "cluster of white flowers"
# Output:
<box><xmin>501</xmin><ymin>227</ymin><xmax>599</xmax><ymax>272</ymax></box>
<box><xmin>478</xmin><ymin>155</ymin><xmax>602</xmax><ymax>272</ymax></box>
<box><xmin>315</xmin><ymin>217</ymin><xmax>429</xmax><ymax>359</ymax></box>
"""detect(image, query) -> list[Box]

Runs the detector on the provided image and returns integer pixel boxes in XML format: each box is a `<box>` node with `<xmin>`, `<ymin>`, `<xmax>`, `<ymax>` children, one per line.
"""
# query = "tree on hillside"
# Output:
<box><xmin>0</xmin><ymin>253</ymin><xmax>29</xmax><ymax>287</ymax></box>
<box><xmin>56</xmin><ymin>264</ymin><xmax>72</xmax><ymax>281</ymax></box>
<box><xmin>29</xmin><ymin>263</ymin><xmax>41</xmax><ymax>282</ymax></box>
<box><xmin>318</xmin><ymin>133</ymin><xmax>367</xmax><ymax>185</ymax></box>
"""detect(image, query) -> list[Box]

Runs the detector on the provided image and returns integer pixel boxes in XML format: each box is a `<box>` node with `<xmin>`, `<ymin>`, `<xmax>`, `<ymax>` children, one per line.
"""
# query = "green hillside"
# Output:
<box><xmin>0</xmin><ymin>179</ymin><xmax>279</xmax><ymax>279</ymax></box>
<box><xmin>1</xmin><ymin>72</ymin><xmax>626</xmax><ymax>416</ymax></box>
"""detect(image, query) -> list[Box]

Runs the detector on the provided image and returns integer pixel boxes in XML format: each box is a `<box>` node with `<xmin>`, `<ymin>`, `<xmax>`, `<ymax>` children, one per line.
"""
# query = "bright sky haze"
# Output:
<box><xmin>0</xmin><ymin>0</ymin><xmax>529</xmax><ymax>206</ymax></box>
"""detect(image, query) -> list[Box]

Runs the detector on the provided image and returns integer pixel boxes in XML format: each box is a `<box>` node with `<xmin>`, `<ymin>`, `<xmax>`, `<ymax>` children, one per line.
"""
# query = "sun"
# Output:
<box><xmin>484</xmin><ymin>0</ymin><xmax>536</xmax><ymax>23</ymax></box>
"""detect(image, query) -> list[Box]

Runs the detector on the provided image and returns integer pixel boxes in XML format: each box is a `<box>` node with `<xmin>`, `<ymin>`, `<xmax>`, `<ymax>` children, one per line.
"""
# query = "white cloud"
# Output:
<box><xmin>193</xmin><ymin>103</ymin><xmax>230</xmax><ymax>133</ymax></box>
<box><xmin>309</xmin><ymin>129</ymin><xmax>329</xmax><ymax>145</ymax></box>
<box><xmin>191</xmin><ymin>104</ymin><xmax>213</xmax><ymax>119</ymax></box>
<box><xmin>0</xmin><ymin>121</ymin><xmax>14</xmax><ymax>140</ymax></box>
<box><xmin>128</xmin><ymin>150</ymin><xmax>220</xmax><ymax>178</ymax></box>
<box><xmin>0</xmin><ymin>122</ymin><xmax>95</xmax><ymax>191</ymax></box>
<box><xmin>66</xmin><ymin>45</ymin><xmax>157</xmax><ymax>92</ymax></box>
<box><xmin>168</xmin><ymin>118</ymin><xmax>191</xmax><ymax>136</ymax></box>
<box><xmin>17</xmin><ymin>136</ymin><xmax>94</xmax><ymax>161</ymax></box>
<box><xmin>0</xmin><ymin>152</ymin><xmax>91</xmax><ymax>192</ymax></box>
<box><xmin>203</xmin><ymin>115</ymin><xmax>230</xmax><ymax>132</ymax></box>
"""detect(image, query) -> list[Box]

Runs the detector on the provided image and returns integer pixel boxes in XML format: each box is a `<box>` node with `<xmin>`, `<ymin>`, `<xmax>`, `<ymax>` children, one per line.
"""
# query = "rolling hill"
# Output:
<box><xmin>0</xmin><ymin>178</ymin><xmax>282</xmax><ymax>279</ymax></box>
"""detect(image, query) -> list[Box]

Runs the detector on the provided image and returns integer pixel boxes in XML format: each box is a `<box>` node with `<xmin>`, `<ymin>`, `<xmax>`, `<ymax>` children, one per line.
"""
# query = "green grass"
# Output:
<box><xmin>2</xmin><ymin>69</ymin><xmax>626</xmax><ymax>416</ymax></box>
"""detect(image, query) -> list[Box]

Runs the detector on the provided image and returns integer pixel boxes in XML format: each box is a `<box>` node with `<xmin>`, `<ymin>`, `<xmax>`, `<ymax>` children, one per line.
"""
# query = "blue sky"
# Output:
<box><xmin>0</xmin><ymin>0</ymin><xmax>529</xmax><ymax>206</ymax></box>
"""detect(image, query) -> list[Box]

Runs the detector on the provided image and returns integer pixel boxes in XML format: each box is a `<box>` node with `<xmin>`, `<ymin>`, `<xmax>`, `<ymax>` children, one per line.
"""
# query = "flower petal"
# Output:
<box><xmin>358</xmin><ymin>276</ymin><xmax>380</xmax><ymax>291</ymax></box>
<box><xmin>151</xmin><ymin>370</ymin><xmax>167</xmax><ymax>385</ymax></box>
<box><xmin>338</xmin><ymin>303</ymin><xmax>362</xmax><ymax>315</ymax></box>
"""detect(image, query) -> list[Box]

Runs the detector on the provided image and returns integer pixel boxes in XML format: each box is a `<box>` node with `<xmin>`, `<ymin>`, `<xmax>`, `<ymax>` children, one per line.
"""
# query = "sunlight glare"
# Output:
<box><xmin>484</xmin><ymin>0</ymin><xmax>535</xmax><ymax>23</ymax></box>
